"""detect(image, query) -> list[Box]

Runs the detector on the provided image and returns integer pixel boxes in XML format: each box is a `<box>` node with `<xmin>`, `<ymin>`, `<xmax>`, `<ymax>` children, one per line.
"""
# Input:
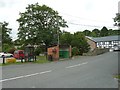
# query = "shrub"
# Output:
<box><xmin>72</xmin><ymin>47</ymin><xmax>80</xmax><ymax>56</ymax></box>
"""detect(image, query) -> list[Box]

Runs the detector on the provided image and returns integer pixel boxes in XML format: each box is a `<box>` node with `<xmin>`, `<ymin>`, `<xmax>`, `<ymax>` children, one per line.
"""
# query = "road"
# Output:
<box><xmin>1</xmin><ymin>52</ymin><xmax>119</xmax><ymax>88</ymax></box>
<box><xmin>0</xmin><ymin>58</ymin><xmax>3</xmax><ymax>63</ymax></box>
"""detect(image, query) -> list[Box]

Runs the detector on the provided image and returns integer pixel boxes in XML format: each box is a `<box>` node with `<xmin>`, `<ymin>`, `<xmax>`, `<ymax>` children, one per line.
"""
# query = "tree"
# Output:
<box><xmin>60</xmin><ymin>31</ymin><xmax>73</xmax><ymax>45</ymax></box>
<box><xmin>71</xmin><ymin>32</ymin><xmax>90</xmax><ymax>55</ymax></box>
<box><xmin>108</xmin><ymin>29</ymin><xmax>113</xmax><ymax>36</ymax></box>
<box><xmin>2</xmin><ymin>22</ymin><xmax>12</xmax><ymax>44</ymax></box>
<box><xmin>100</xmin><ymin>26</ymin><xmax>108</xmax><ymax>37</ymax></box>
<box><xmin>114</xmin><ymin>13</ymin><xmax>120</xmax><ymax>28</ymax></box>
<box><xmin>1</xmin><ymin>22</ymin><xmax>13</xmax><ymax>52</ymax></box>
<box><xmin>17</xmin><ymin>3</ymin><xmax>68</xmax><ymax>52</ymax></box>
<box><xmin>82</xmin><ymin>30</ymin><xmax>91</xmax><ymax>36</ymax></box>
<box><xmin>91</xmin><ymin>29</ymin><xmax>100</xmax><ymax>37</ymax></box>
<box><xmin>113</xmin><ymin>13</ymin><xmax>120</xmax><ymax>34</ymax></box>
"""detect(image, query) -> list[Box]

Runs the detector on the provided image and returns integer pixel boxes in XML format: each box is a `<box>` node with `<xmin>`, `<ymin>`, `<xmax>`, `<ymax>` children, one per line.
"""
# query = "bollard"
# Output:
<box><xmin>34</xmin><ymin>55</ymin><xmax>36</xmax><ymax>62</ymax></box>
<box><xmin>3</xmin><ymin>56</ymin><xmax>5</xmax><ymax>64</ymax></box>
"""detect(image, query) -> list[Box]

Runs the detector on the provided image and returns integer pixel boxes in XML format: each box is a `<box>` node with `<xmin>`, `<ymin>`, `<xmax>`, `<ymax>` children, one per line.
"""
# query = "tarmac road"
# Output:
<box><xmin>1</xmin><ymin>52</ymin><xmax>119</xmax><ymax>88</ymax></box>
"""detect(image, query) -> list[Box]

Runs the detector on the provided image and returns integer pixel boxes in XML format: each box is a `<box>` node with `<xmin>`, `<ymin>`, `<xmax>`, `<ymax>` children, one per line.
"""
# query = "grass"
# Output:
<box><xmin>1</xmin><ymin>56</ymin><xmax>50</xmax><ymax>66</ymax></box>
<box><xmin>34</xmin><ymin>56</ymin><xmax>50</xmax><ymax>64</ymax></box>
<box><xmin>114</xmin><ymin>75</ymin><xmax>120</xmax><ymax>79</ymax></box>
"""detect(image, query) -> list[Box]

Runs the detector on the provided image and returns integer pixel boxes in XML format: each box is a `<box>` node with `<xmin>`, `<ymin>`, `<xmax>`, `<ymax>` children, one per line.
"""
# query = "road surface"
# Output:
<box><xmin>1</xmin><ymin>52</ymin><xmax>119</xmax><ymax>88</ymax></box>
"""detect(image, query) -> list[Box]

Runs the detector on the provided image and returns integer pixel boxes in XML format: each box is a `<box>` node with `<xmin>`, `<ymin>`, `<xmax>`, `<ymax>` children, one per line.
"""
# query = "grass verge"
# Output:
<box><xmin>1</xmin><ymin>56</ymin><xmax>50</xmax><ymax>66</ymax></box>
<box><xmin>114</xmin><ymin>75</ymin><xmax>120</xmax><ymax>79</ymax></box>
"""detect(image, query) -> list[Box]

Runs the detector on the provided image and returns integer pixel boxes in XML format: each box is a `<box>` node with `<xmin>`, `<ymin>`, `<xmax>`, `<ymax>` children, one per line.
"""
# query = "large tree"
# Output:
<box><xmin>1</xmin><ymin>22</ymin><xmax>13</xmax><ymax>52</ymax></box>
<box><xmin>71</xmin><ymin>32</ymin><xmax>90</xmax><ymax>55</ymax></box>
<box><xmin>17</xmin><ymin>3</ymin><xmax>68</xmax><ymax>51</ymax></box>
<box><xmin>2</xmin><ymin>22</ymin><xmax>12</xmax><ymax>44</ymax></box>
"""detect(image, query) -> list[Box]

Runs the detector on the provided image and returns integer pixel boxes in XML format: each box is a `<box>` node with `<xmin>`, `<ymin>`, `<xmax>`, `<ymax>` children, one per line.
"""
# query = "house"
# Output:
<box><xmin>85</xmin><ymin>36</ymin><xmax>97</xmax><ymax>51</ymax></box>
<box><xmin>86</xmin><ymin>35</ymin><xmax>120</xmax><ymax>51</ymax></box>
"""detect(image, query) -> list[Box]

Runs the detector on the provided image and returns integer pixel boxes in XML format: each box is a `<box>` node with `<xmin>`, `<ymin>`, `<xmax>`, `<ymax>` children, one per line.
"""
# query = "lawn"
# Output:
<box><xmin>34</xmin><ymin>56</ymin><xmax>50</xmax><ymax>64</ymax></box>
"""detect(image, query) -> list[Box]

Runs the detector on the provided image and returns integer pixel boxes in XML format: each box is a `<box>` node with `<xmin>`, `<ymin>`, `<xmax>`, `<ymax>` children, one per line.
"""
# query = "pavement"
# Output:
<box><xmin>1</xmin><ymin>52</ymin><xmax>119</xmax><ymax>88</ymax></box>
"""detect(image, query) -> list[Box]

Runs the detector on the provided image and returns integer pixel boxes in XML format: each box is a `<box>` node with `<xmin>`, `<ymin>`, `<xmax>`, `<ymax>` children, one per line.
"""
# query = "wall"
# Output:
<box><xmin>86</xmin><ymin>38</ymin><xmax>97</xmax><ymax>51</ymax></box>
<box><xmin>47</xmin><ymin>45</ymin><xmax>59</xmax><ymax>60</ymax></box>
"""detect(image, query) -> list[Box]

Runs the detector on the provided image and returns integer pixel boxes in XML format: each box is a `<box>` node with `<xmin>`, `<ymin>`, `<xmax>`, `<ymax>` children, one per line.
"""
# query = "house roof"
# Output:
<box><xmin>86</xmin><ymin>35</ymin><xmax>120</xmax><ymax>42</ymax></box>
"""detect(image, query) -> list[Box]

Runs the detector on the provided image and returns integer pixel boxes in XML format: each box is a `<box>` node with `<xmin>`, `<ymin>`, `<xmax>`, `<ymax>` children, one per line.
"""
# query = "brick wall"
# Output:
<box><xmin>47</xmin><ymin>45</ymin><xmax>59</xmax><ymax>60</ymax></box>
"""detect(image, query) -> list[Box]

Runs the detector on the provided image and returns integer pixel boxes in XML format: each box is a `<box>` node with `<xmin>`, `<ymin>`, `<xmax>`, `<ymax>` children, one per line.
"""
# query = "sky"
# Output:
<box><xmin>0</xmin><ymin>0</ymin><xmax>119</xmax><ymax>40</ymax></box>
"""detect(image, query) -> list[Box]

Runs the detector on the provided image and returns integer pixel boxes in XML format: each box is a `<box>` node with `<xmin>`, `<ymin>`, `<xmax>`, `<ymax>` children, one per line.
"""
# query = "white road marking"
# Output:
<box><xmin>31</xmin><ymin>86</ymin><xmax>36</xmax><ymax>88</ymax></box>
<box><xmin>66</xmin><ymin>62</ymin><xmax>88</xmax><ymax>68</ymax></box>
<box><xmin>0</xmin><ymin>70</ymin><xmax>52</xmax><ymax>82</ymax></box>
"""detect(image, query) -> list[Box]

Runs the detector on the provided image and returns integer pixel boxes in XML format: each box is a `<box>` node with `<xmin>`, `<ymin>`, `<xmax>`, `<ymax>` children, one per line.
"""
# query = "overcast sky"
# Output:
<box><xmin>0</xmin><ymin>0</ymin><xmax>119</xmax><ymax>40</ymax></box>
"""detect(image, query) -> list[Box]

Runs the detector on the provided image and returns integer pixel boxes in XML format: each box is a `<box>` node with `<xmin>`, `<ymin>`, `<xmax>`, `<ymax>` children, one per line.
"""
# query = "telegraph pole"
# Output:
<box><xmin>118</xmin><ymin>1</ymin><xmax>120</xmax><ymax>30</ymax></box>
<box><xmin>57</xmin><ymin>29</ymin><xmax>59</xmax><ymax>45</ymax></box>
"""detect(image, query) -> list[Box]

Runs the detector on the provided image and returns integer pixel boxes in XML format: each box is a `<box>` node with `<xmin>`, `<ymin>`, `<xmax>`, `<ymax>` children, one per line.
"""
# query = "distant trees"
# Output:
<box><xmin>91</xmin><ymin>29</ymin><xmax>100</xmax><ymax>37</ymax></box>
<box><xmin>81</xmin><ymin>26</ymin><xmax>119</xmax><ymax>37</ymax></box>
<box><xmin>100</xmin><ymin>26</ymin><xmax>108</xmax><ymax>37</ymax></box>
<box><xmin>82</xmin><ymin>30</ymin><xmax>91</xmax><ymax>36</ymax></box>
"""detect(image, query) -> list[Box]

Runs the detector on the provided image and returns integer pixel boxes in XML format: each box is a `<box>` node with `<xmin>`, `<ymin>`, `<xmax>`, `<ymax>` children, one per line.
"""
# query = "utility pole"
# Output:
<box><xmin>57</xmin><ymin>28</ymin><xmax>59</xmax><ymax>45</ymax></box>
<box><xmin>56</xmin><ymin>17</ymin><xmax>60</xmax><ymax>45</ymax></box>
<box><xmin>118</xmin><ymin>1</ymin><xmax>120</xmax><ymax>14</ymax></box>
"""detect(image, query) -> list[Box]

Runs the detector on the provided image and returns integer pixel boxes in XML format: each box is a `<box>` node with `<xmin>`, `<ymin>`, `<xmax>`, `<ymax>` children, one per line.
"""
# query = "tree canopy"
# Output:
<box><xmin>71</xmin><ymin>32</ymin><xmax>90</xmax><ymax>55</ymax></box>
<box><xmin>114</xmin><ymin>13</ymin><xmax>120</xmax><ymax>28</ymax></box>
<box><xmin>1</xmin><ymin>22</ymin><xmax>13</xmax><ymax>52</ymax></box>
<box><xmin>2</xmin><ymin>22</ymin><xmax>12</xmax><ymax>44</ymax></box>
<box><xmin>60</xmin><ymin>31</ymin><xmax>73</xmax><ymax>45</ymax></box>
<box><xmin>100</xmin><ymin>26</ymin><xmax>108</xmax><ymax>37</ymax></box>
<box><xmin>17</xmin><ymin>3</ymin><xmax>68</xmax><ymax>50</ymax></box>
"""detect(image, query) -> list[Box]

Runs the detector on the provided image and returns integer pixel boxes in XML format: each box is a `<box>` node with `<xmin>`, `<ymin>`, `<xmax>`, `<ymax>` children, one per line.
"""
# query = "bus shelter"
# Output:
<box><xmin>47</xmin><ymin>45</ymin><xmax>72</xmax><ymax>61</ymax></box>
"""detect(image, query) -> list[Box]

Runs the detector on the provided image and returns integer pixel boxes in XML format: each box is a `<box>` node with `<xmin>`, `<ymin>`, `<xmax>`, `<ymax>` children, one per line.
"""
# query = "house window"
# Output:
<box><xmin>100</xmin><ymin>42</ymin><xmax>103</xmax><ymax>45</ymax></box>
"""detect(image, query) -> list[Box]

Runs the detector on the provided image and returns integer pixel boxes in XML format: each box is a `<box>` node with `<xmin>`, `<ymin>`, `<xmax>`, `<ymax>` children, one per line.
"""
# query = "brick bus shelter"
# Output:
<box><xmin>47</xmin><ymin>45</ymin><xmax>72</xmax><ymax>61</ymax></box>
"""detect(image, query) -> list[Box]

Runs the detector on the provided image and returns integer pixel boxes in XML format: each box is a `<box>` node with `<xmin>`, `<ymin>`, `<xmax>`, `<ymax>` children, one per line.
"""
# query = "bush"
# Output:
<box><xmin>72</xmin><ymin>47</ymin><xmax>80</xmax><ymax>56</ymax></box>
